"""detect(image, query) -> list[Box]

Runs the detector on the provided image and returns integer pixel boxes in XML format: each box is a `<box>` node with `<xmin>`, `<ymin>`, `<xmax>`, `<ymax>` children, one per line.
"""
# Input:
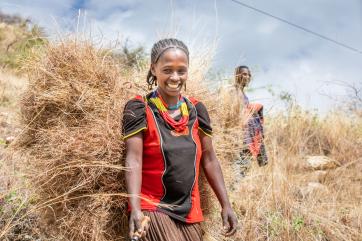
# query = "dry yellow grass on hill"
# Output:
<box><xmin>0</xmin><ymin>36</ymin><xmax>361</xmax><ymax>241</ymax></box>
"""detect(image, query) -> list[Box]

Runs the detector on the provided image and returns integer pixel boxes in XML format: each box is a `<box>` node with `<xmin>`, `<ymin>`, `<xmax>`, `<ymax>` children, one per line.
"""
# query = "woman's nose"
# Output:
<box><xmin>170</xmin><ymin>72</ymin><xmax>180</xmax><ymax>80</ymax></box>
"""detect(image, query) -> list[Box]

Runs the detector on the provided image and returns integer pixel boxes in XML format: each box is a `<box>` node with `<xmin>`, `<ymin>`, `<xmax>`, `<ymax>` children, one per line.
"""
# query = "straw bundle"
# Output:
<box><xmin>15</xmin><ymin>40</ymin><xmax>142</xmax><ymax>240</ymax></box>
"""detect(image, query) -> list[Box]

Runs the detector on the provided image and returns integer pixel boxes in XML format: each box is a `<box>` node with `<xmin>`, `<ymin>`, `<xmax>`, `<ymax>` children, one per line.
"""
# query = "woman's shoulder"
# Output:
<box><xmin>184</xmin><ymin>96</ymin><xmax>199</xmax><ymax>105</ymax></box>
<box><xmin>124</xmin><ymin>95</ymin><xmax>146</xmax><ymax>111</ymax></box>
<box><xmin>183</xmin><ymin>96</ymin><xmax>209</xmax><ymax>115</ymax></box>
<box><xmin>184</xmin><ymin>96</ymin><xmax>208</xmax><ymax>112</ymax></box>
<box><xmin>186</xmin><ymin>97</ymin><xmax>213</xmax><ymax>135</ymax></box>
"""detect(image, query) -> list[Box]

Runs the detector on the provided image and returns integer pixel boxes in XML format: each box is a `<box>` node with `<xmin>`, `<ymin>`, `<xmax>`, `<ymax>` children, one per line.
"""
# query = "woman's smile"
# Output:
<box><xmin>166</xmin><ymin>82</ymin><xmax>181</xmax><ymax>91</ymax></box>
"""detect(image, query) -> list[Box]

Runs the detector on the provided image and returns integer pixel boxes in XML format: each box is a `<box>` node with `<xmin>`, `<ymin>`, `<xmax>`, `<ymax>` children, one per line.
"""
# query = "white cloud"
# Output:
<box><xmin>256</xmin><ymin>20</ymin><xmax>279</xmax><ymax>35</ymax></box>
<box><xmin>0</xmin><ymin>0</ymin><xmax>361</xmax><ymax>113</ymax></box>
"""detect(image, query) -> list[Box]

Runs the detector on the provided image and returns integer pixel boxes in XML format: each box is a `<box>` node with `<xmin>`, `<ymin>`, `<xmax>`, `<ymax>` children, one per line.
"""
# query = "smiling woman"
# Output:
<box><xmin>122</xmin><ymin>38</ymin><xmax>238</xmax><ymax>241</ymax></box>
<box><xmin>151</xmin><ymin>48</ymin><xmax>188</xmax><ymax>98</ymax></box>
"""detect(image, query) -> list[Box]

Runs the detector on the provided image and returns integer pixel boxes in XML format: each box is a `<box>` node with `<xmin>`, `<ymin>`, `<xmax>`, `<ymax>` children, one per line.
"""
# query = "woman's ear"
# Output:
<box><xmin>150</xmin><ymin>64</ymin><xmax>156</xmax><ymax>76</ymax></box>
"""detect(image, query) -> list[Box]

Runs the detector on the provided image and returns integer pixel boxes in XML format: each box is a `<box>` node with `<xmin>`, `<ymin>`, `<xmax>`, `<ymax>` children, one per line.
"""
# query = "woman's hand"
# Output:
<box><xmin>129</xmin><ymin>210</ymin><xmax>150</xmax><ymax>239</ymax></box>
<box><xmin>221</xmin><ymin>206</ymin><xmax>238</xmax><ymax>236</ymax></box>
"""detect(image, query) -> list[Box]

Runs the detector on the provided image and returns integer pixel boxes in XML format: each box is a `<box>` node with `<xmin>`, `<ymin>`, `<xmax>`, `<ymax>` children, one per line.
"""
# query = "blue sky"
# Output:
<box><xmin>1</xmin><ymin>0</ymin><xmax>361</xmax><ymax>113</ymax></box>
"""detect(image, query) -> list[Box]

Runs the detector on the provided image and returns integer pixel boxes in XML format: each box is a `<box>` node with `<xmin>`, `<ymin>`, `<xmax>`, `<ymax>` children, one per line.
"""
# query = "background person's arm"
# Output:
<box><xmin>200</xmin><ymin>132</ymin><xmax>238</xmax><ymax>236</ymax></box>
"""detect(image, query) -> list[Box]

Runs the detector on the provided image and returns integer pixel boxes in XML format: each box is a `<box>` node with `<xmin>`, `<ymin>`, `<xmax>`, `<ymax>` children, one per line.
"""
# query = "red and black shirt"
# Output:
<box><xmin>122</xmin><ymin>92</ymin><xmax>212</xmax><ymax>223</ymax></box>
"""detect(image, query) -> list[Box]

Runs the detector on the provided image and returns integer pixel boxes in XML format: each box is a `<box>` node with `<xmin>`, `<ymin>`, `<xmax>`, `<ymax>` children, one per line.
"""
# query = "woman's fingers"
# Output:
<box><xmin>140</xmin><ymin>216</ymin><xmax>151</xmax><ymax>238</ymax></box>
<box><xmin>135</xmin><ymin>217</ymin><xmax>142</xmax><ymax>234</ymax></box>
<box><xmin>221</xmin><ymin>207</ymin><xmax>238</xmax><ymax>237</ymax></box>
<box><xmin>130</xmin><ymin>215</ymin><xmax>151</xmax><ymax>239</ymax></box>
<box><xmin>224</xmin><ymin>215</ymin><xmax>238</xmax><ymax>236</ymax></box>
<box><xmin>129</xmin><ymin>221</ymin><xmax>135</xmax><ymax>238</ymax></box>
<box><xmin>129</xmin><ymin>211</ymin><xmax>144</xmax><ymax>239</ymax></box>
<box><xmin>222</xmin><ymin>212</ymin><xmax>230</xmax><ymax>232</ymax></box>
<box><xmin>130</xmin><ymin>233</ymin><xmax>141</xmax><ymax>241</ymax></box>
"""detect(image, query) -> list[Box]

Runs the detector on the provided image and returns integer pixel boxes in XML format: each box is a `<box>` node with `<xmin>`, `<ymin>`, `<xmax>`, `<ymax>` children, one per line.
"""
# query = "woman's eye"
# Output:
<box><xmin>162</xmin><ymin>68</ymin><xmax>187</xmax><ymax>75</ymax></box>
<box><xmin>163</xmin><ymin>69</ymin><xmax>172</xmax><ymax>74</ymax></box>
<box><xmin>178</xmin><ymin>69</ymin><xmax>187</xmax><ymax>75</ymax></box>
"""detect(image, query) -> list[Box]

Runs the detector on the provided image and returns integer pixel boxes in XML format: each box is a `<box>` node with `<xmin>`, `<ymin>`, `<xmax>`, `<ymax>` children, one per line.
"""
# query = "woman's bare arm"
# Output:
<box><xmin>200</xmin><ymin>132</ymin><xmax>238</xmax><ymax>236</ymax></box>
<box><xmin>125</xmin><ymin>133</ymin><xmax>148</xmax><ymax>238</ymax></box>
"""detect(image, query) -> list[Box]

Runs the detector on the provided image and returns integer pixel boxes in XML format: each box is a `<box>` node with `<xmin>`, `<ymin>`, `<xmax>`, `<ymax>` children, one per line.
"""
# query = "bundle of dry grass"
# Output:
<box><xmin>13</xmin><ymin>39</ymin><xmax>145</xmax><ymax>240</ymax></box>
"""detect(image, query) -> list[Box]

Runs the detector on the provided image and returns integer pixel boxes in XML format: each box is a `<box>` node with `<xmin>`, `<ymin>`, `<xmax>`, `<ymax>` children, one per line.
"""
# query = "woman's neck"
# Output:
<box><xmin>234</xmin><ymin>84</ymin><xmax>245</xmax><ymax>93</ymax></box>
<box><xmin>156</xmin><ymin>88</ymin><xmax>180</xmax><ymax>107</ymax></box>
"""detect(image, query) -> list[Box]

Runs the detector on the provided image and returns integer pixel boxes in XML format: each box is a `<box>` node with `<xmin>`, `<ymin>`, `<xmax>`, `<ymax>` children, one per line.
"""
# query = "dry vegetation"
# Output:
<box><xmin>205</xmin><ymin>107</ymin><xmax>362</xmax><ymax>241</ymax></box>
<box><xmin>0</xmin><ymin>13</ymin><xmax>46</xmax><ymax>71</ymax></box>
<box><xmin>0</xmin><ymin>17</ymin><xmax>361</xmax><ymax>241</ymax></box>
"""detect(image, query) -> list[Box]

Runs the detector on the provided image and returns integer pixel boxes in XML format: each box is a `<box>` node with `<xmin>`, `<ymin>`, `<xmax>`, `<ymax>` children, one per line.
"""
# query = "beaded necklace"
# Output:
<box><xmin>149</xmin><ymin>90</ymin><xmax>189</xmax><ymax>133</ymax></box>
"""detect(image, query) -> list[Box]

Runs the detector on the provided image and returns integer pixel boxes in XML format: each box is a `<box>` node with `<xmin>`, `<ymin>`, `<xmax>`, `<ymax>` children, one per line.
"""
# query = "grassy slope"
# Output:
<box><xmin>0</xmin><ymin>15</ymin><xmax>361</xmax><ymax>241</ymax></box>
<box><xmin>0</xmin><ymin>17</ymin><xmax>45</xmax><ymax>240</ymax></box>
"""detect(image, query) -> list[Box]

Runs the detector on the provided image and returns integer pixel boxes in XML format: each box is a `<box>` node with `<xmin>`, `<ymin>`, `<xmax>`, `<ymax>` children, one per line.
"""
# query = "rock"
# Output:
<box><xmin>5</xmin><ymin>136</ymin><xmax>15</xmax><ymax>145</ymax></box>
<box><xmin>306</xmin><ymin>155</ymin><xmax>340</xmax><ymax>170</ymax></box>
<box><xmin>309</xmin><ymin>170</ymin><xmax>328</xmax><ymax>183</ymax></box>
<box><xmin>300</xmin><ymin>182</ymin><xmax>329</xmax><ymax>198</ymax></box>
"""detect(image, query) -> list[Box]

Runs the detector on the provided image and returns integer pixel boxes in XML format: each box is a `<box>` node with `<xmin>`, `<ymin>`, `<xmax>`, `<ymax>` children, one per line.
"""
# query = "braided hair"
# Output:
<box><xmin>147</xmin><ymin>38</ymin><xmax>189</xmax><ymax>90</ymax></box>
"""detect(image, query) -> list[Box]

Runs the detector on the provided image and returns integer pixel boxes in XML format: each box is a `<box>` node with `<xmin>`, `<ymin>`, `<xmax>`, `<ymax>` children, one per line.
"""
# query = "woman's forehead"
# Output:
<box><xmin>157</xmin><ymin>48</ymin><xmax>188</xmax><ymax>64</ymax></box>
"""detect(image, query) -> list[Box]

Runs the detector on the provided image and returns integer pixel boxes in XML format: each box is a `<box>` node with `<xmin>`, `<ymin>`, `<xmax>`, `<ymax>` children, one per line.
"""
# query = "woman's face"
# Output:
<box><xmin>151</xmin><ymin>48</ymin><xmax>188</xmax><ymax>98</ymax></box>
<box><xmin>236</xmin><ymin>68</ymin><xmax>251</xmax><ymax>87</ymax></box>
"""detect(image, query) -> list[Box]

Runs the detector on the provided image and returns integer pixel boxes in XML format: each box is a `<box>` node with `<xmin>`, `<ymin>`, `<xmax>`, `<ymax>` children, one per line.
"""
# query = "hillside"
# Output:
<box><xmin>0</xmin><ymin>12</ymin><xmax>361</xmax><ymax>241</ymax></box>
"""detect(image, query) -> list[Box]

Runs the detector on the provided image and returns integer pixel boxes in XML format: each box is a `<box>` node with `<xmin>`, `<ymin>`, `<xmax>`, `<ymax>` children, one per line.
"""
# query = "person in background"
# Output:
<box><xmin>234</xmin><ymin>65</ymin><xmax>268</xmax><ymax>176</ymax></box>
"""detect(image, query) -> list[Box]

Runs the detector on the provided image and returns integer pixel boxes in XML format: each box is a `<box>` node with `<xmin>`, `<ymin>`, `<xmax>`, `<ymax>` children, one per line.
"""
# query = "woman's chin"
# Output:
<box><xmin>165</xmin><ymin>88</ymin><xmax>182</xmax><ymax>96</ymax></box>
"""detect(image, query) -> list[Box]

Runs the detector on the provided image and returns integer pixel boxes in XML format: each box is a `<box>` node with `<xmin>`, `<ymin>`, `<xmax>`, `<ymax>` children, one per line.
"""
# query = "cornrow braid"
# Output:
<box><xmin>147</xmin><ymin>38</ymin><xmax>189</xmax><ymax>90</ymax></box>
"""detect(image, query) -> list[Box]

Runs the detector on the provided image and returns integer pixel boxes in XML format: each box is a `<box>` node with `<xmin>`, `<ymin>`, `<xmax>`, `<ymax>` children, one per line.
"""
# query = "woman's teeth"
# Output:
<box><xmin>167</xmin><ymin>83</ymin><xmax>180</xmax><ymax>89</ymax></box>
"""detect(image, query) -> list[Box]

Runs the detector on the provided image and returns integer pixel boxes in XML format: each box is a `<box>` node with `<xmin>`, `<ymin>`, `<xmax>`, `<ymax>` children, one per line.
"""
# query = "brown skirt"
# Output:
<box><xmin>141</xmin><ymin>211</ymin><xmax>203</xmax><ymax>241</ymax></box>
